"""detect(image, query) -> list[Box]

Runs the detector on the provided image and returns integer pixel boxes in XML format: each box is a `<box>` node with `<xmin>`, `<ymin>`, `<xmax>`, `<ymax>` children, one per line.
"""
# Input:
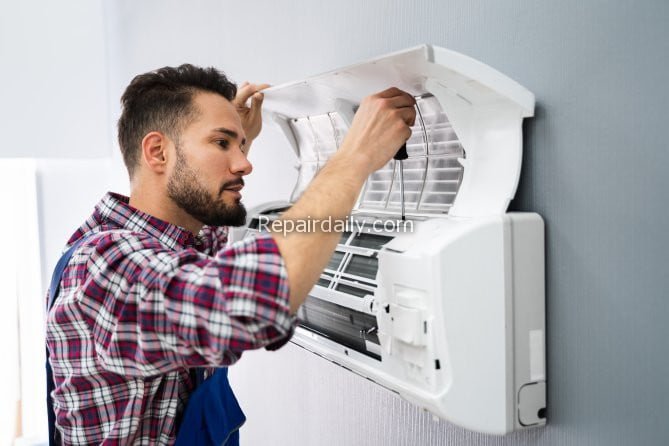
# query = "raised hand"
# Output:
<box><xmin>233</xmin><ymin>82</ymin><xmax>270</xmax><ymax>143</ymax></box>
<box><xmin>340</xmin><ymin>87</ymin><xmax>416</xmax><ymax>174</ymax></box>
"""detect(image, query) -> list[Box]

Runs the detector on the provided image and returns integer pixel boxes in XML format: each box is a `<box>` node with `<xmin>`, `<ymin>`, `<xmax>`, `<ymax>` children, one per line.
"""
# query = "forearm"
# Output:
<box><xmin>270</xmin><ymin>148</ymin><xmax>371</xmax><ymax>313</ymax></box>
<box><xmin>267</xmin><ymin>86</ymin><xmax>416</xmax><ymax>314</ymax></box>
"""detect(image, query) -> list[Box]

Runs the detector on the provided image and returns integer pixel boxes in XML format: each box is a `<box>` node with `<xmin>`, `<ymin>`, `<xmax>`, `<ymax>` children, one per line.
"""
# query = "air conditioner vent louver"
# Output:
<box><xmin>326</xmin><ymin>251</ymin><xmax>345</xmax><ymax>273</ymax></box>
<box><xmin>350</xmin><ymin>232</ymin><xmax>392</xmax><ymax>249</ymax></box>
<box><xmin>334</xmin><ymin>283</ymin><xmax>371</xmax><ymax>298</ymax></box>
<box><xmin>344</xmin><ymin>255</ymin><xmax>378</xmax><ymax>280</ymax></box>
<box><xmin>315</xmin><ymin>231</ymin><xmax>392</xmax><ymax>297</ymax></box>
<box><xmin>298</xmin><ymin>296</ymin><xmax>381</xmax><ymax>360</ymax></box>
<box><xmin>317</xmin><ymin>275</ymin><xmax>332</xmax><ymax>288</ymax></box>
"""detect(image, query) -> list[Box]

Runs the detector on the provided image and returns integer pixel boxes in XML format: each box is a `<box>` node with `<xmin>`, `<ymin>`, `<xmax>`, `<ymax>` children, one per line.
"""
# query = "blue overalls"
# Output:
<box><xmin>46</xmin><ymin>236</ymin><xmax>246</xmax><ymax>445</ymax></box>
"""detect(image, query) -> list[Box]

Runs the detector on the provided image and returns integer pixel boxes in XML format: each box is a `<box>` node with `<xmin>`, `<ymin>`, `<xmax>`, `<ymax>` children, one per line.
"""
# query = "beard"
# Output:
<box><xmin>167</xmin><ymin>145</ymin><xmax>247</xmax><ymax>227</ymax></box>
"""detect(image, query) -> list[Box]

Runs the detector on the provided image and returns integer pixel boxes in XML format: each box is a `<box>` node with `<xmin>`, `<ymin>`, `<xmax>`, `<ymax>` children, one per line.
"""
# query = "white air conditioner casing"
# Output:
<box><xmin>232</xmin><ymin>45</ymin><xmax>546</xmax><ymax>434</ymax></box>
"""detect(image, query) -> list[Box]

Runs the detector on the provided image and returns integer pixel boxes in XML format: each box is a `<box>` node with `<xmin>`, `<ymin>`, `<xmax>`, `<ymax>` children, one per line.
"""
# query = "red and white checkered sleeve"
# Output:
<box><xmin>79</xmin><ymin>232</ymin><xmax>295</xmax><ymax>376</ymax></box>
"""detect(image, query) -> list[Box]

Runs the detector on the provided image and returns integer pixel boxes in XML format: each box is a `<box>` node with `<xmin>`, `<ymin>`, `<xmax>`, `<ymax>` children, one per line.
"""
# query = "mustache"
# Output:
<box><xmin>220</xmin><ymin>178</ymin><xmax>245</xmax><ymax>194</ymax></box>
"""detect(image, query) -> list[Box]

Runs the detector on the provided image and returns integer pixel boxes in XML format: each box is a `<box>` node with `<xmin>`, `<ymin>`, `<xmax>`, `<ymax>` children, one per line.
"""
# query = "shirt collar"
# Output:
<box><xmin>95</xmin><ymin>192</ymin><xmax>196</xmax><ymax>249</ymax></box>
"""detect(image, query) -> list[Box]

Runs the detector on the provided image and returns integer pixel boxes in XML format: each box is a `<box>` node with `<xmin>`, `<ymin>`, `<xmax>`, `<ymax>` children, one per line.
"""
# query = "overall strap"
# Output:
<box><xmin>174</xmin><ymin>367</ymin><xmax>245</xmax><ymax>446</ymax></box>
<box><xmin>45</xmin><ymin>236</ymin><xmax>94</xmax><ymax>446</ymax></box>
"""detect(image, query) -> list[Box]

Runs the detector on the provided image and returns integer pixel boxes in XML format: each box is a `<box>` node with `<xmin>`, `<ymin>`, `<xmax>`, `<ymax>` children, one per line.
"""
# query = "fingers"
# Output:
<box><xmin>249</xmin><ymin>92</ymin><xmax>264</xmax><ymax>120</ymax></box>
<box><xmin>235</xmin><ymin>82</ymin><xmax>271</xmax><ymax>105</ymax></box>
<box><xmin>375</xmin><ymin>86</ymin><xmax>405</xmax><ymax>98</ymax></box>
<box><xmin>396</xmin><ymin>105</ymin><xmax>417</xmax><ymax>127</ymax></box>
<box><xmin>373</xmin><ymin>88</ymin><xmax>416</xmax><ymax>126</ymax></box>
<box><xmin>383</xmin><ymin>93</ymin><xmax>416</xmax><ymax>110</ymax></box>
<box><xmin>371</xmin><ymin>87</ymin><xmax>416</xmax><ymax>124</ymax></box>
<box><xmin>376</xmin><ymin>87</ymin><xmax>415</xmax><ymax>103</ymax></box>
<box><xmin>251</xmin><ymin>91</ymin><xmax>264</xmax><ymax>108</ymax></box>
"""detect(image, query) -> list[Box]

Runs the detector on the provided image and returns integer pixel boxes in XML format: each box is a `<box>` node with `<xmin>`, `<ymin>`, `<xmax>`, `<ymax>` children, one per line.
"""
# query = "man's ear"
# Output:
<box><xmin>140</xmin><ymin>131</ymin><xmax>170</xmax><ymax>174</ymax></box>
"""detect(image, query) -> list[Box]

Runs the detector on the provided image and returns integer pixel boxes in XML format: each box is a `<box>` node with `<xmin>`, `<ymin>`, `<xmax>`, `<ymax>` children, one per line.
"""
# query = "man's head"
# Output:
<box><xmin>118</xmin><ymin>64</ymin><xmax>252</xmax><ymax>228</ymax></box>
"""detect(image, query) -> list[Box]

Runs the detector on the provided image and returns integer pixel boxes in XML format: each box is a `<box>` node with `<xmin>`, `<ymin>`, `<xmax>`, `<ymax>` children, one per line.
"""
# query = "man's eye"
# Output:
<box><xmin>216</xmin><ymin>140</ymin><xmax>229</xmax><ymax>149</ymax></box>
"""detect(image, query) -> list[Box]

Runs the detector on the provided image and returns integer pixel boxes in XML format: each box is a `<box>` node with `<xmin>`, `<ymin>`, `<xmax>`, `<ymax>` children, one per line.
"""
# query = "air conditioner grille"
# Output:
<box><xmin>344</xmin><ymin>254</ymin><xmax>378</xmax><ymax>280</ymax></box>
<box><xmin>358</xmin><ymin>95</ymin><xmax>465</xmax><ymax>215</ymax></box>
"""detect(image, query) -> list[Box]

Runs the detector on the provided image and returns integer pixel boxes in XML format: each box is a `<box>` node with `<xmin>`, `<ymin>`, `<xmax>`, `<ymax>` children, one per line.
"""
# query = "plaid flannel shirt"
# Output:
<box><xmin>45</xmin><ymin>192</ymin><xmax>295</xmax><ymax>445</ymax></box>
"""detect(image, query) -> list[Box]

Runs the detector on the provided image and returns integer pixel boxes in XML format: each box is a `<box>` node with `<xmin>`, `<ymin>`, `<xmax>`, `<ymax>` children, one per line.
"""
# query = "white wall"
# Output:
<box><xmin>0</xmin><ymin>0</ymin><xmax>110</xmax><ymax>158</ymax></box>
<box><xmin>0</xmin><ymin>1</ymin><xmax>125</xmax><ymax>442</ymax></box>
<box><xmin>36</xmin><ymin>158</ymin><xmax>125</xmax><ymax>292</ymax></box>
<box><xmin>0</xmin><ymin>162</ymin><xmax>38</xmax><ymax>446</ymax></box>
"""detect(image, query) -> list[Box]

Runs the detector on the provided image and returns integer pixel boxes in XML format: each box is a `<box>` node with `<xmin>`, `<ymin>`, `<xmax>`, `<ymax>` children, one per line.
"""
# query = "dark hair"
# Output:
<box><xmin>117</xmin><ymin>64</ymin><xmax>237</xmax><ymax>177</ymax></box>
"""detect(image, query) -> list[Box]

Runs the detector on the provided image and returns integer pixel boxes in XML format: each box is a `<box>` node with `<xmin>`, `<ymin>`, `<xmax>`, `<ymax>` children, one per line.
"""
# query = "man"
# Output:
<box><xmin>46</xmin><ymin>64</ymin><xmax>415</xmax><ymax>444</ymax></box>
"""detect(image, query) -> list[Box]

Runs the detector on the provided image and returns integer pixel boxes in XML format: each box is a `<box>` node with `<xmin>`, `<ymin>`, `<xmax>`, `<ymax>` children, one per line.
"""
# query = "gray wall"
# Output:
<box><xmin>104</xmin><ymin>1</ymin><xmax>669</xmax><ymax>445</ymax></box>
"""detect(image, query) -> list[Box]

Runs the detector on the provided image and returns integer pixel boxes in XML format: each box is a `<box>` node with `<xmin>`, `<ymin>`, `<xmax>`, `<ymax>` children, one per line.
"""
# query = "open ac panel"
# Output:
<box><xmin>232</xmin><ymin>45</ymin><xmax>546</xmax><ymax>434</ymax></box>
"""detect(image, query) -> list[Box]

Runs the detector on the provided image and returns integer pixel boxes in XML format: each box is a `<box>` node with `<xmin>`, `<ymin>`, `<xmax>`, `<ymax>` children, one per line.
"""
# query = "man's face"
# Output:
<box><xmin>166</xmin><ymin>92</ymin><xmax>252</xmax><ymax>227</ymax></box>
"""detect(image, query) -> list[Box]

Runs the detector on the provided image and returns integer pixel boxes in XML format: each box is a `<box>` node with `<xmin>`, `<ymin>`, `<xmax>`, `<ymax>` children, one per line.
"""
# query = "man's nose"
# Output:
<box><xmin>230</xmin><ymin>148</ymin><xmax>253</xmax><ymax>176</ymax></box>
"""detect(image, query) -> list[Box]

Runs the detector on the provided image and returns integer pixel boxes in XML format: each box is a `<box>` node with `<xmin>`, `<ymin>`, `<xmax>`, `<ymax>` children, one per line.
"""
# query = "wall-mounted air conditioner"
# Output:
<box><xmin>231</xmin><ymin>45</ymin><xmax>546</xmax><ymax>435</ymax></box>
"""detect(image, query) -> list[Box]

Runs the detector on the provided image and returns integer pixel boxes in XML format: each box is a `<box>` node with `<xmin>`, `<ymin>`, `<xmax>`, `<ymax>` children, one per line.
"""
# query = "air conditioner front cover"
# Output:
<box><xmin>262</xmin><ymin>44</ymin><xmax>534</xmax><ymax>218</ymax></box>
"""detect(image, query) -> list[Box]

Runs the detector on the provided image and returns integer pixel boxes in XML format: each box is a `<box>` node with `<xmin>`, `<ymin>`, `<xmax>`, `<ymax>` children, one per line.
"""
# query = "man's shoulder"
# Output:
<box><xmin>72</xmin><ymin>229</ymin><xmax>168</xmax><ymax>258</ymax></box>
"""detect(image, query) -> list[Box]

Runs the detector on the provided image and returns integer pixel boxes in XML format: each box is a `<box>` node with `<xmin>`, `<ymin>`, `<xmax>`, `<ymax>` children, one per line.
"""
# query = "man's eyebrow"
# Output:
<box><xmin>212</xmin><ymin>127</ymin><xmax>246</xmax><ymax>146</ymax></box>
